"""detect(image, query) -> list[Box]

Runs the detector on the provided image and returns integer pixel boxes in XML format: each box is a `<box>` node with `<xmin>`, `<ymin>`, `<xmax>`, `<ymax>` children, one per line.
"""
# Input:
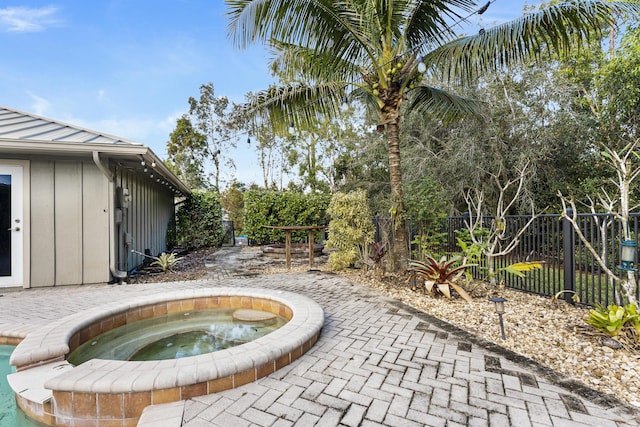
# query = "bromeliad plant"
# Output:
<box><xmin>586</xmin><ymin>303</ymin><xmax>640</xmax><ymax>339</ymax></box>
<box><xmin>407</xmin><ymin>256</ymin><xmax>474</xmax><ymax>303</ymax></box>
<box><xmin>586</xmin><ymin>304</ymin><xmax>627</xmax><ymax>336</ymax></box>
<box><xmin>132</xmin><ymin>249</ymin><xmax>184</xmax><ymax>273</ymax></box>
<box><xmin>151</xmin><ymin>252</ymin><xmax>183</xmax><ymax>272</ymax></box>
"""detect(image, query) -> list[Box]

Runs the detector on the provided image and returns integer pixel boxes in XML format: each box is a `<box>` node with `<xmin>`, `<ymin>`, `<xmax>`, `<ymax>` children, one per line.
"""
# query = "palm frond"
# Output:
<box><xmin>406</xmin><ymin>85</ymin><xmax>484</xmax><ymax>123</ymax></box>
<box><xmin>227</xmin><ymin>0</ymin><xmax>378</xmax><ymax>68</ymax></box>
<box><xmin>268</xmin><ymin>39</ymin><xmax>361</xmax><ymax>84</ymax></box>
<box><xmin>427</xmin><ymin>0</ymin><xmax>640</xmax><ymax>86</ymax></box>
<box><xmin>405</xmin><ymin>0</ymin><xmax>476</xmax><ymax>49</ymax></box>
<box><xmin>240</xmin><ymin>81</ymin><xmax>346</xmax><ymax>135</ymax></box>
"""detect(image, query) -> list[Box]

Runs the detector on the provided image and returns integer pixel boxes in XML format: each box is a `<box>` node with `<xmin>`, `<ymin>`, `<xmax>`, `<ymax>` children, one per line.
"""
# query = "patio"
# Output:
<box><xmin>0</xmin><ymin>246</ymin><xmax>637</xmax><ymax>426</ymax></box>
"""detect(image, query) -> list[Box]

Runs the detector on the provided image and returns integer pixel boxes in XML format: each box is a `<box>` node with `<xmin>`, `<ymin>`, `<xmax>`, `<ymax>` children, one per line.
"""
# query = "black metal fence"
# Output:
<box><xmin>373</xmin><ymin>212</ymin><xmax>640</xmax><ymax>306</ymax></box>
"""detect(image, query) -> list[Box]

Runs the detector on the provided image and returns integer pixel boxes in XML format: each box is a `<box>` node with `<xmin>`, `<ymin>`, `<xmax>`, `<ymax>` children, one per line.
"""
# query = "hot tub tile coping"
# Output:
<box><xmin>11</xmin><ymin>287</ymin><xmax>317</xmax><ymax>366</ymax></box>
<box><xmin>18</xmin><ymin>287</ymin><xmax>323</xmax><ymax>395</ymax></box>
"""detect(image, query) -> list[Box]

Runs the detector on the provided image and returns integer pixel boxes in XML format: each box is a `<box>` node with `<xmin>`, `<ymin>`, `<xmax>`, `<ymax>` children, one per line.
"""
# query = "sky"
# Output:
<box><xmin>0</xmin><ymin>1</ymin><xmax>540</xmax><ymax>187</ymax></box>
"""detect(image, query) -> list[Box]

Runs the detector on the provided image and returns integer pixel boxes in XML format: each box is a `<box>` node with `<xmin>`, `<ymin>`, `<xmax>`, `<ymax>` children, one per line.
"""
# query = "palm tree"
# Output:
<box><xmin>226</xmin><ymin>0</ymin><xmax>640</xmax><ymax>272</ymax></box>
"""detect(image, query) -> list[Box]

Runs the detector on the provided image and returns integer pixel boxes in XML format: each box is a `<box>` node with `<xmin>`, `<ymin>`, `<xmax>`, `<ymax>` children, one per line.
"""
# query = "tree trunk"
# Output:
<box><xmin>386</xmin><ymin>120</ymin><xmax>407</xmax><ymax>272</ymax></box>
<box><xmin>214</xmin><ymin>157</ymin><xmax>220</xmax><ymax>190</ymax></box>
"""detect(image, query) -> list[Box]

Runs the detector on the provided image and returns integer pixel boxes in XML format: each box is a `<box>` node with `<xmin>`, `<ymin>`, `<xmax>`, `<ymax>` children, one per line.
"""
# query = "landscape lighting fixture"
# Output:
<box><xmin>490</xmin><ymin>297</ymin><xmax>507</xmax><ymax>340</ymax></box>
<box><xmin>289</xmin><ymin>122</ymin><xmax>295</xmax><ymax>135</ymax></box>
<box><xmin>619</xmin><ymin>239</ymin><xmax>637</xmax><ymax>271</ymax></box>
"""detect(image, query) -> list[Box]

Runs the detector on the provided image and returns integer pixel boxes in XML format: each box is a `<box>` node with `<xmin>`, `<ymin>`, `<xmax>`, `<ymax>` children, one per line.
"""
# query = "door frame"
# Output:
<box><xmin>0</xmin><ymin>160</ymin><xmax>30</xmax><ymax>288</ymax></box>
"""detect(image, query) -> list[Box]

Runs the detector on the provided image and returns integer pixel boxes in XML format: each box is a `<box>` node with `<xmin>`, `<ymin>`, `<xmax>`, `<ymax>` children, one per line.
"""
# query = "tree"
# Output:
<box><xmin>559</xmin><ymin>141</ymin><xmax>640</xmax><ymax>309</ymax></box>
<box><xmin>166</xmin><ymin>115</ymin><xmax>209</xmax><ymax>189</ymax></box>
<box><xmin>188</xmin><ymin>82</ymin><xmax>234</xmax><ymax>190</ymax></box>
<box><xmin>285</xmin><ymin>107</ymin><xmax>366</xmax><ymax>193</ymax></box>
<box><xmin>229</xmin><ymin>95</ymin><xmax>289</xmax><ymax>189</ymax></box>
<box><xmin>557</xmin><ymin>26</ymin><xmax>640</xmax><ymax>309</ymax></box>
<box><xmin>220</xmin><ymin>180</ymin><xmax>246</xmax><ymax>233</ymax></box>
<box><xmin>226</xmin><ymin>0</ymin><xmax>640</xmax><ymax>272</ymax></box>
<box><xmin>465</xmin><ymin>163</ymin><xmax>539</xmax><ymax>285</ymax></box>
<box><xmin>399</xmin><ymin>62</ymin><xmax>596</xmax><ymax>214</ymax></box>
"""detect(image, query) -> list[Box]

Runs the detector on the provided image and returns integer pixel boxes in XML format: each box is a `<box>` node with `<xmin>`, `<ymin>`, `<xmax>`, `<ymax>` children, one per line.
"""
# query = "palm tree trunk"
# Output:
<box><xmin>387</xmin><ymin>120</ymin><xmax>407</xmax><ymax>272</ymax></box>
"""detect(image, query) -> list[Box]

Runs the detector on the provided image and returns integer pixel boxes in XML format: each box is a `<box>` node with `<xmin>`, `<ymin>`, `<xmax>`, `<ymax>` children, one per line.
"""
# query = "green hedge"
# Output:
<box><xmin>174</xmin><ymin>190</ymin><xmax>224</xmax><ymax>249</ymax></box>
<box><xmin>243</xmin><ymin>190</ymin><xmax>330</xmax><ymax>244</ymax></box>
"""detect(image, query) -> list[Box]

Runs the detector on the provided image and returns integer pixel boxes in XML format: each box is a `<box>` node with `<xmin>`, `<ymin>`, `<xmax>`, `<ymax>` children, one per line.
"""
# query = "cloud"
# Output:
<box><xmin>26</xmin><ymin>91</ymin><xmax>51</xmax><ymax>115</ymax></box>
<box><xmin>0</xmin><ymin>6</ymin><xmax>61</xmax><ymax>33</ymax></box>
<box><xmin>160</xmin><ymin>110</ymin><xmax>185</xmax><ymax>132</ymax></box>
<box><xmin>70</xmin><ymin>114</ymin><xmax>174</xmax><ymax>152</ymax></box>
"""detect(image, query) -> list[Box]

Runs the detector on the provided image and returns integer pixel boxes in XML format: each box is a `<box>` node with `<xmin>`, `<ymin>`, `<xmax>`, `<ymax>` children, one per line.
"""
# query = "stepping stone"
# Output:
<box><xmin>232</xmin><ymin>309</ymin><xmax>277</xmax><ymax>323</ymax></box>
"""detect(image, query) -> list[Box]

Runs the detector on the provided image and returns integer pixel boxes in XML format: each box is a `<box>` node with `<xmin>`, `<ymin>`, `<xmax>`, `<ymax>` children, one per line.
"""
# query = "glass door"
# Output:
<box><xmin>0</xmin><ymin>165</ymin><xmax>23</xmax><ymax>287</ymax></box>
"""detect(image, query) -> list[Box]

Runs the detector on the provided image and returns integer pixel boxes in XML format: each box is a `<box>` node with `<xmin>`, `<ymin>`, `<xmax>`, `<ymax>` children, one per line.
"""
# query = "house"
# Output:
<box><xmin>0</xmin><ymin>106</ymin><xmax>190</xmax><ymax>288</ymax></box>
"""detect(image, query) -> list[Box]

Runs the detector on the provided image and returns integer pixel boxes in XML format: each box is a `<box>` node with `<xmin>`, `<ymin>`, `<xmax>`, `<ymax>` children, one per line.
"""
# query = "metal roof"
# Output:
<box><xmin>0</xmin><ymin>105</ymin><xmax>190</xmax><ymax>194</ymax></box>
<box><xmin>0</xmin><ymin>106</ymin><xmax>142</xmax><ymax>145</ymax></box>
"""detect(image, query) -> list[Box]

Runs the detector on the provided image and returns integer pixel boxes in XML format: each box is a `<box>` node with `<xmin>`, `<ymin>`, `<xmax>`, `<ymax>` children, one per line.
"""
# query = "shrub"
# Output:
<box><xmin>243</xmin><ymin>190</ymin><xmax>330</xmax><ymax>244</ymax></box>
<box><xmin>326</xmin><ymin>191</ymin><xmax>374</xmax><ymax>270</ymax></box>
<box><xmin>175</xmin><ymin>190</ymin><xmax>224</xmax><ymax>249</ymax></box>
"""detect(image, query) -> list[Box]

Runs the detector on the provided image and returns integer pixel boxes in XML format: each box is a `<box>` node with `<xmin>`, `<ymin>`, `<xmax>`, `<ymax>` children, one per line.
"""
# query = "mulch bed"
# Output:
<box><xmin>127</xmin><ymin>247</ymin><xmax>217</xmax><ymax>284</ymax></box>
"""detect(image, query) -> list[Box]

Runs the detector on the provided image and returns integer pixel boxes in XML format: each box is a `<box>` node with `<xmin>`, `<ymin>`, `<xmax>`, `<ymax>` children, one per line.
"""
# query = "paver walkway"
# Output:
<box><xmin>0</xmin><ymin>246</ymin><xmax>638</xmax><ymax>426</ymax></box>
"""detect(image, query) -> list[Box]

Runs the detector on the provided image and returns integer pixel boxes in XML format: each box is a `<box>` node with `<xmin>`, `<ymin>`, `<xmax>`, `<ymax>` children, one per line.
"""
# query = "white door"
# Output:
<box><xmin>0</xmin><ymin>165</ymin><xmax>23</xmax><ymax>287</ymax></box>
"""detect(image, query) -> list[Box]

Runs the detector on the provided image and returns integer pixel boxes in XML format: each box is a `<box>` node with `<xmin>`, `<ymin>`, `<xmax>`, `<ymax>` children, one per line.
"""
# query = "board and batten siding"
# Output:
<box><xmin>30</xmin><ymin>160</ymin><xmax>110</xmax><ymax>287</ymax></box>
<box><xmin>115</xmin><ymin>169</ymin><xmax>175</xmax><ymax>271</ymax></box>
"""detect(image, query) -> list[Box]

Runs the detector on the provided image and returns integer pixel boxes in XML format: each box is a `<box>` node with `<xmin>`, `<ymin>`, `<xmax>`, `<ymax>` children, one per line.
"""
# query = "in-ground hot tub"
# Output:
<box><xmin>7</xmin><ymin>288</ymin><xmax>324</xmax><ymax>427</ymax></box>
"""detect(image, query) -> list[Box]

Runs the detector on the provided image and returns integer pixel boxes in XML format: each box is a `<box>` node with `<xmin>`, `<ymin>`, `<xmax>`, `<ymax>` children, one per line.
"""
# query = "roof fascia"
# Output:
<box><xmin>0</xmin><ymin>139</ymin><xmax>191</xmax><ymax>194</ymax></box>
<box><xmin>0</xmin><ymin>139</ymin><xmax>147</xmax><ymax>155</ymax></box>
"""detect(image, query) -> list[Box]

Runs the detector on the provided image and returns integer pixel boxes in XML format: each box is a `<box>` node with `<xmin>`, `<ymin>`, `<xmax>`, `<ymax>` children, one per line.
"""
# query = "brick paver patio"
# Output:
<box><xmin>0</xmin><ymin>247</ymin><xmax>638</xmax><ymax>426</ymax></box>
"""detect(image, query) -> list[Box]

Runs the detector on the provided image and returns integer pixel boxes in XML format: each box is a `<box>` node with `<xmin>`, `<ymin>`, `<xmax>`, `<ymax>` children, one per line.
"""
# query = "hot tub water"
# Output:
<box><xmin>67</xmin><ymin>308</ymin><xmax>286</xmax><ymax>364</ymax></box>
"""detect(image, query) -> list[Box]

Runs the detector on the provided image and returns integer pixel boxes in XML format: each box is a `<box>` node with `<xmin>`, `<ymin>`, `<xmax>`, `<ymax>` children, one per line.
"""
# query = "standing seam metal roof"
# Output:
<box><xmin>0</xmin><ymin>105</ymin><xmax>191</xmax><ymax>194</ymax></box>
<box><xmin>0</xmin><ymin>106</ymin><xmax>142</xmax><ymax>146</ymax></box>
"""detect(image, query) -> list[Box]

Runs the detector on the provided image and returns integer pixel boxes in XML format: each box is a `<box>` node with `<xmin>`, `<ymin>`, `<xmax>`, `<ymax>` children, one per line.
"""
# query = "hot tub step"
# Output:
<box><xmin>7</xmin><ymin>361</ymin><xmax>73</xmax><ymax>404</ymax></box>
<box><xmin>137</xmin><ymin>400</ymin><xmax>185</xmax><ymax>427</ymax></box>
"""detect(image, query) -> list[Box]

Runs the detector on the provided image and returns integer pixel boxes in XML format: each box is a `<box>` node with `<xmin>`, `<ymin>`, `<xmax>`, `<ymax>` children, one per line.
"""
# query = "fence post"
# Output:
<box><xmin>562</xmin><ymin>208</ymin><xmax>576</xmax><ymax>303</ymax></box>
